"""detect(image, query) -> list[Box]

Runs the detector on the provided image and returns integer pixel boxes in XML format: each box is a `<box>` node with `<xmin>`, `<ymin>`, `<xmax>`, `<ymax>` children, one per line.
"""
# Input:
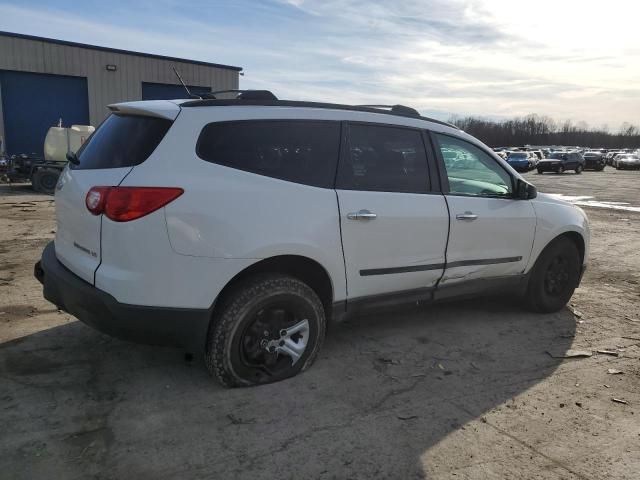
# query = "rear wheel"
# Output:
<box><xmin>32</xmin><ymin>168</ymin><xmax>60</xmax><ymax>194</ymax></box>
<box><xmin>525</xmin><ymin>237</ymin><xmax>581</xmax><ymax>313</ymax></box>
<box><xmin>205</xmin><ymin>274</ymin><xmax>326</xmax><ymax>387</ymax></box>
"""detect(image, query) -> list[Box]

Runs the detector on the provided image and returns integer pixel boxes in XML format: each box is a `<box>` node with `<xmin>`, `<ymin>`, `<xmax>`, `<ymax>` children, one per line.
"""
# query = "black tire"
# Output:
<box><xmin>575</xmin><ymin>164</ymin><xmax>583</xmax><ymax>174</ymax></box>
<box><xmin>537</xmin><ymin>169</ymin><xmax>543</xmax><ymax>174</ymax></box>
<box><xmin>616</xmin><ymin>165</ymin><xmax>621</xmax><ymax>170</ymax></box>
<box><xmin>596</xmin><ymin>165</ymin><xmax>605</xmax><ymax>171</ymax></box>
<box><xmin>525</xmin><ymin>237</ymin><xmax>581</xmax><ymax>313</ymax></box>
<box><xmin>205</xmin><ymin>274</ymin><xmax>326</xmax><ymax>387</ymax></box>
<box><xmin>32</xmin><ymin>168</ymin><xmax>60</xmax><ymax>194</ymax></box>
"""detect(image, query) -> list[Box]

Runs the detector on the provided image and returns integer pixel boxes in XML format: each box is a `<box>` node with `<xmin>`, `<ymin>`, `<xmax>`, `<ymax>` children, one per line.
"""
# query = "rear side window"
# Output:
<box><xmin>196</xmin><ymin>121</ymin><xmax>341</xmax><ymax>188</ymax></box>
<box><xmin>73</xmin><ymin>114</ymin><xmax>172</xmax><ymax>170</ymax></box>
<box><xmin>337</xmin><ymin>124</ymin><xmax>429</xmax><ymax>193</ymax></box>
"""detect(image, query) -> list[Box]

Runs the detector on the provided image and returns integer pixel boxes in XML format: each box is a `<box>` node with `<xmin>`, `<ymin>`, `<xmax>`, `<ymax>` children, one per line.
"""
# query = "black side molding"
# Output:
<box><xmin>359</xmin><ymin>256</ymin><xmax>522</xmax><ymax>277</ymax></box>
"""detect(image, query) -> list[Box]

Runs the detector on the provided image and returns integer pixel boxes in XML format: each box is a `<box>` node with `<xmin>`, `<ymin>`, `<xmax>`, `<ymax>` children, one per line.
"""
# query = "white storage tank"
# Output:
<box><xmin>44</xmin><ymin>124</ymin><xmax>94</xmax><ymax>161</ymax></box>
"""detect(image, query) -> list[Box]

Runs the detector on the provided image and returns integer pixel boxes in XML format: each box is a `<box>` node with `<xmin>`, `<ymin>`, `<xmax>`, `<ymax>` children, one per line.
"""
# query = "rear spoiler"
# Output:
<box><xmin>107</xmin><ymin>100</ymin><xmax>180</xmax><ymax>121</ymax></box>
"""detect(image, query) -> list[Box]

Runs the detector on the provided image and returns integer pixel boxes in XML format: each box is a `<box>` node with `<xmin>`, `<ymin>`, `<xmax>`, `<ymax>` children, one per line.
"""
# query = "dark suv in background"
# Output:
<box><xmin>537</xmin><ymin>151</ymin><xmax>585</xmax><ymax>174</ymax></box>
<box><xmin>582</xmin><ymin>151</ymin><xmax>606</xmax><ymax>171</ymax></box>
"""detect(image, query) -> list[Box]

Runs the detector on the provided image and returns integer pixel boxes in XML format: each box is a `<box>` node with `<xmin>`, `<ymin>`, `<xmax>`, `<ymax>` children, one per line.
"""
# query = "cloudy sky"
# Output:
<box><xmin>1</xmin><ymin>0</ymin><xmax>639</xmax><ymax>128</ymax></box>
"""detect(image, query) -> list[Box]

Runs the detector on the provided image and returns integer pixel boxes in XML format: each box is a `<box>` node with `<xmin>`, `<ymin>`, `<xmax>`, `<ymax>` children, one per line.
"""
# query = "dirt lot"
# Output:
<box><xmin>1</xmin><ymin>169</ymin><xmax>639</xmax><ymax>479</ymax></box>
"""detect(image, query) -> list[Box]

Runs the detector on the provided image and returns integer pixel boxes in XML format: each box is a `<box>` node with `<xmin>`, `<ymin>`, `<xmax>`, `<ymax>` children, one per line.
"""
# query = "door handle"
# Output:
<box><xmin>456</xmin><ymin>211</ymin><xmax>478</xmax><ymax>221</ymax></box>
<box><xmin>347</xmin><ymin>209</ymin><xmax>377</xmax><ymax>220</ymax></box>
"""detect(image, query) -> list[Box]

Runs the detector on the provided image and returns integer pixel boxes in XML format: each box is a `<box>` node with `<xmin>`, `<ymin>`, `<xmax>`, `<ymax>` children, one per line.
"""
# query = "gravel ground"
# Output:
<box><xmin>1</xmin><ymin>168</ymin><xmax>639</xmax><ymax>479</ymax></box>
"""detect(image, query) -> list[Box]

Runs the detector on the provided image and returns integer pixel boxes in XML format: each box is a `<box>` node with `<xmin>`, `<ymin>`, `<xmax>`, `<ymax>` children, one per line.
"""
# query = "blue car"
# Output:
<box><xmin>506</xmin><ymin>151</ymin><xmax>534</xmax><ymax>172</ymax></box>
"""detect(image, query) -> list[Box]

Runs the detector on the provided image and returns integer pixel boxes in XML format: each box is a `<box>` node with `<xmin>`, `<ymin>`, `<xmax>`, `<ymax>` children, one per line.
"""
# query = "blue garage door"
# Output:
<box><xmin>0</xmin><ymin>71</ymin><xmax>90</xmax><ymax>156</ymax></box>
<box><xmin>142</xmin><ymin>82</ymin><xmax>211</xmax><ymax>100</ymax></box>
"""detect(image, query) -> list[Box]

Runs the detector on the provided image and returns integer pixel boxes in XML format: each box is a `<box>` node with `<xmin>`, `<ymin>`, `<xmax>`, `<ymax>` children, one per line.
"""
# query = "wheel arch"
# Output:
<box><xmin>557</xmin><ymin>231</ymin><xmax>585</xmax><ymax>265</ymax></box>
<box><xmin>527</xmin><ymin>229</ymin><xmax>586</xmax><ymax>275</ymax></box>
<box><xmin>211</xmin><ymin>254</ymin><xmax>335</xmax><ymax>324</ymax></box>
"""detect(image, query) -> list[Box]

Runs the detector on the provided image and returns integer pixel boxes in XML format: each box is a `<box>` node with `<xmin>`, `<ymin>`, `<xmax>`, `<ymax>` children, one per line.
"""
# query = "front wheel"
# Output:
<box><xmin>525</xmin><ymin>237</ymin><xmax>581</xmax><ymax>313</ymax></box>
<box><xmin>575</xmin><ymin>164</ymin><xmax>583</xmax><ymax>174</ymax></box>
<box><xmin>205</xmin><ymin>274</ymin><xmax>326</xmax><ymax>387</ymax></box>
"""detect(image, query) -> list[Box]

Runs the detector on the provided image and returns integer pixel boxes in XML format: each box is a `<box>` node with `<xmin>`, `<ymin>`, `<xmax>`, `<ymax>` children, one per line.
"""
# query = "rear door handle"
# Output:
<box><xmin>456</xmin><ymin>211</ymin><xmax>478</xmax><ymax>221</ymax></box>
<box><xmin>347</xmin><ymin>209</ymin><xmax>377</xmax><ymax>220</ymax></box>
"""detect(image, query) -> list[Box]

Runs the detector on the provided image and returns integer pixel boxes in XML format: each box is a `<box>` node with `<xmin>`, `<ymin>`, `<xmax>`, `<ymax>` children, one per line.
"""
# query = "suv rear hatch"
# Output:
<box><xmin>54</xmin><ymin>102</ymin><xmax>178</xmax><ymax>284</ymax></box>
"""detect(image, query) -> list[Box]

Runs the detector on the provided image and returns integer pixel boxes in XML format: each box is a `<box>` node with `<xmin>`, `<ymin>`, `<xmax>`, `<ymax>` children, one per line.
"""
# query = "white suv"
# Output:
<box><xmin>35</xmin><ymin>93</ymin><xmax>590</xmax><ymax>387</ymax></box>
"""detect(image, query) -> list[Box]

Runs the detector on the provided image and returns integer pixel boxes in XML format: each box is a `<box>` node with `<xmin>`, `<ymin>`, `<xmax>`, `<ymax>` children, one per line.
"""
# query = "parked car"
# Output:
<box><xmin>614</xmin><ymin>154</ymin><xmax>640</xmax><ymax>170</ymax></box>
<box><xmin>606</xmin><ymin>151</ymin><xmax>625</xmax><ymax>166</ymax></box>
<box><xmin>612</xmin><ymin>152</ymin><xmax>635</xmax><ymax>169</ymax></box>
<box><xmin>582</xmin><ymin>151</ymin><xmax>606</xmax><ymax>171</ymax></box>
<box><xmin>537</xmin><ymin>151</ymin><xmax>585</xmax><ymax>174</ymax></box>
<box><xmin>35</xmin><ymin>94</ymin><xmax>590</xmax><ymax>387</ymax></box>
<box><xmin>506</xmin><ymin>151</ymin><xmax>536</xmax><ymax>171</ymax></box>
<box><xmin>529</xmin><ymin>150</ymin><xmax>545</xmax><ymax>162</ymax></box>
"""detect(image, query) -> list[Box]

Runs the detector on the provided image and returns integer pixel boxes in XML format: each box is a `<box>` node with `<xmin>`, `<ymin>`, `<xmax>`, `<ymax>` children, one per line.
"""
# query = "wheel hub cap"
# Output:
<box><xmin>261</xmin><ymin>319</ymin><xmax>309</xmax><ymax>365</ymax></box>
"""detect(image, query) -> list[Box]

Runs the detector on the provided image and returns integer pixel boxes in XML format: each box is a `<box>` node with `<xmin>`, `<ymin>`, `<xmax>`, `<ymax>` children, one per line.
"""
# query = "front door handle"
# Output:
<box><xmin>347</xmin><ymin>209</ymin><xmax>377</xmax><ymax>220</ymax></box>
<box><xmin>456</xmin><ymin>211</ymin><xmax>478</xmax><ymax>221</ymax></box>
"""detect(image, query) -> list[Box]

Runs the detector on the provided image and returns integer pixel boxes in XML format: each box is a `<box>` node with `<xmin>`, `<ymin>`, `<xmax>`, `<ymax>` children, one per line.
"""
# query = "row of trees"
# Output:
<box><xmin>448</xmin><ymin>114</ymin><xmax>640</xmax><ymax>149</ymax></box>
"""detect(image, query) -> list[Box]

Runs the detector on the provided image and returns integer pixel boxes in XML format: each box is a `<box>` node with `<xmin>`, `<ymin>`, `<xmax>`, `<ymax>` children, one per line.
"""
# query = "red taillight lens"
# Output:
<box><xmin>86</xmin><ymin>186</ymin><xmax>183</xmax><ymax>222</ymax></box>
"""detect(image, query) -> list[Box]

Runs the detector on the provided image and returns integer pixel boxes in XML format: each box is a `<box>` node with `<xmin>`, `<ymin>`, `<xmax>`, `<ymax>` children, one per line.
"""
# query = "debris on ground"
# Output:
<box><xmin>597</xmin><ymin>349</ymin><xmax>620</xmax><ymax>357</ymax></box>
<box><xmin>546</xmin><ymin>349</ymin><xmax>592</xmax><ymax>359</ymax></box>
<box><xmin>611</xmin><ymin>398</ymin><xmax>628</xmax><ymax>405</ymax></box>
<box><xmin>607</xmin><ymin>368</ymin><xmax>624</xmax><ymax>375</ymax></box>
<box><xmin>568</xmin><ymin>306</ymin><xmax>583</xmax><ymax>318</ymax></box>
<box><xmin>397</xmin><ymin>414</ymin><xmax>419</xmax><ymax>421</ymax></box>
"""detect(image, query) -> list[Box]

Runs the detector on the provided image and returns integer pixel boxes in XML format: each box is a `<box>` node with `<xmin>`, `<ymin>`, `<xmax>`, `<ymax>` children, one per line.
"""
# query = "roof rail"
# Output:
<box><xmin>202</xmin><ymin>89</ymin><xmax>278</xmax><ymax>100</ymax></box>
<box><xmin>357</xmin><ymin>104</ymin><xmax>421</xmax><ymax>117</ymax></box>
<box><xmin>180</xmin><ymin>99</ymin><xmax>458</xmax><ymax>129</ymax></box>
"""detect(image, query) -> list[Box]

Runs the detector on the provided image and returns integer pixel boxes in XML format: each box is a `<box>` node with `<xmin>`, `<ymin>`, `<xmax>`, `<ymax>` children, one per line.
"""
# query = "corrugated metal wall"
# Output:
<box><xmin>0</xmin><ymin>33</ymin><xmax>240</xmax><ymax>150</ymax></box>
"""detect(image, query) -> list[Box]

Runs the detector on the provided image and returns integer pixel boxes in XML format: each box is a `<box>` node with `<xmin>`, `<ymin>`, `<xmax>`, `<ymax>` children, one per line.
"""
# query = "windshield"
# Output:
<box><xmin>549</xmin><ymin>152</ymin><xmax>568</xmax><ymax>160</ymax></box>
<box><xmin>508</xmin><ymin>152</ymin><xmax>528</xmax><ymax>159</ymax></box>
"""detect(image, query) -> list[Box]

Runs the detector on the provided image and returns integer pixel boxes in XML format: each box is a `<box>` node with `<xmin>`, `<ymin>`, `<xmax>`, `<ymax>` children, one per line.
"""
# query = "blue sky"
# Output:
<box><xmin>1</xmin><ymin>0</ymin><xmax>639</xmax><ymax>128</ymax></box>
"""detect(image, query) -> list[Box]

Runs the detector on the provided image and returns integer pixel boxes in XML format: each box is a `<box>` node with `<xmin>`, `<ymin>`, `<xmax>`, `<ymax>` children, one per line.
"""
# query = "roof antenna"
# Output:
<box><xmin>172</xmin><ymin>67</ymin><xmax>200</xmax><ymax>99</ymax></box>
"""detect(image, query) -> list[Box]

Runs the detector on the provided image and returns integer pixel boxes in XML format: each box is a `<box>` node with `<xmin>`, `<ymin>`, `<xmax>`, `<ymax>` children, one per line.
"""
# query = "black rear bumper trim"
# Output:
<box><xmin>36</xmin><ymin>241</ymin><xmax>211</xmax><ymax>353</ymax></box>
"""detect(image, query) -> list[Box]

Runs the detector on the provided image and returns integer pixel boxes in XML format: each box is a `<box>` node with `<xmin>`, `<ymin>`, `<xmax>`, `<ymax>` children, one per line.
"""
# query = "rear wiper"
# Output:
<box><xmin>66</xmin><ymin>152</ymin><xmax>80</xmax><ymax>165</ymax></box>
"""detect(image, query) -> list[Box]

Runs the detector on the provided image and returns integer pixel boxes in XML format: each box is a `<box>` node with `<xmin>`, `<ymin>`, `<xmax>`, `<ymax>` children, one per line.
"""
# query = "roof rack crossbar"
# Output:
<box><xmin>201</xmin><ymin>89</ymin><xmax>278</xmax><ymax>100</ymax></box>
<box><xmin>357</xmin><ymin>104</ymin><xmax>421</xmax><ymax>117</ymax></box>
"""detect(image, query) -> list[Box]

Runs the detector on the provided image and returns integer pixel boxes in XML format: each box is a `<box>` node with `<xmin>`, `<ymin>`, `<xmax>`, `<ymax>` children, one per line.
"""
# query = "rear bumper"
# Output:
<box><xmin>36</xmin><ymin>241</ymin><xmax>211</xmax><ymax>353</ymax></box>
<box><xmin>537</xmin><ymin>162</ymin><xmax>562</xmax><ymax>171</ymax></box>
<box><xmin>584</xmin><ymin>159</ymin><xmax>604</xmax><ymax>169</ymax></box>
<box><xmin>508</xmin><ymin>163</ymin><xmax>530</xmax><ymax>172</ymax></box>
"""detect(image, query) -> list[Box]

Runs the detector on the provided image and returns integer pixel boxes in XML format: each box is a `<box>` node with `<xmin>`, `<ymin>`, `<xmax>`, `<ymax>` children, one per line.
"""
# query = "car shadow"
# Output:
<box><xmin>0</xmin><ymin>297</ymin><xmax>575</xmax><ymax>479</ymax></box>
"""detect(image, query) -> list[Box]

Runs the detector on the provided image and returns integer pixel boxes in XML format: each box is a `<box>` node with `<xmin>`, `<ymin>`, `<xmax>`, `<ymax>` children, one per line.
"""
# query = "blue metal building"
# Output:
<box><xmin>0</xmin><ymin>31</ymin><xmax>242</xmax><ymax>156</ymax></box>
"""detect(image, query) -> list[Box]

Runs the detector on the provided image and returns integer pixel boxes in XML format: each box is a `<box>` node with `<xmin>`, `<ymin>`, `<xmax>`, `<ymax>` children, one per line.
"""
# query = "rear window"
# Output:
<box><xmin>73</xmin><ymin>114</ymin><xmax>172</xmax><ymax>170</ymax></box>
<box><xmin>196</xmin><ymin>120</ymin><xmax>341</xmax><ymax>188</ymax></box>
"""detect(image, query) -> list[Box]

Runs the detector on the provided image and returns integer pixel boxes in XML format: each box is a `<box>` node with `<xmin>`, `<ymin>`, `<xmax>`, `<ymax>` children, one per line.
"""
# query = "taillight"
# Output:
<box><xmin>85</xmin><ymin>186</ymin><xmax>183</xmax><ymax>222</ymax></box>
<box><xmin>85</xmin><ymin>186</ymin><xmax>110</xmax><ymax>215</ymax></box>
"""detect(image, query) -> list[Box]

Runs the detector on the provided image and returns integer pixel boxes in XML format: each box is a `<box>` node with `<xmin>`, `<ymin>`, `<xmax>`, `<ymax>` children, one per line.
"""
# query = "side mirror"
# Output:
<box><xmin>516</xmin><ymin>179</ymin><xmax>537</xmax><ymax>200</ymax></box>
